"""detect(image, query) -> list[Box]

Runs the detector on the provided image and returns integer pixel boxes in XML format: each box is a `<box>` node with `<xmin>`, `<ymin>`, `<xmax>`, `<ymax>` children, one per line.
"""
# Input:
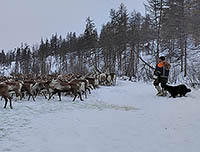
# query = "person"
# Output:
<box><xmin>153</xmin><ymin>56</ymin><xmax>171</xmax><ymax>96</ymax></box>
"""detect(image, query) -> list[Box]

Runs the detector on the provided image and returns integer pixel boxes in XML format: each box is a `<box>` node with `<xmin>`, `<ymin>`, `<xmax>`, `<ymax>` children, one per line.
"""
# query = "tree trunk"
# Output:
<box><xmin>184</xmin><ymin>39</ymin><xmax>187</xmax><ymax>77</ymax></box>
<box><xmin>180</xmin><ymin>38</ymin><xmax>184</xmax><ymax>72</ymax></box>
<box><xmin>135</xmin><ymin>43</ymin><xmax>140</xmax><ymax>74</ymax></box>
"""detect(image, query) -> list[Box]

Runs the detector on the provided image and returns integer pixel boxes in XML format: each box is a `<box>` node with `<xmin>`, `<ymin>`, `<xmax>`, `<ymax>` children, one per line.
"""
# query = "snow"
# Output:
<box><xmin>0</xmin><ymin>80</ymin><xmax>200</xmax><ymax>152</ymax></box>
<box><xmin>0</xmin><ymin>62</ymin><xmax>15</xmax><ymax>76</ymax></box>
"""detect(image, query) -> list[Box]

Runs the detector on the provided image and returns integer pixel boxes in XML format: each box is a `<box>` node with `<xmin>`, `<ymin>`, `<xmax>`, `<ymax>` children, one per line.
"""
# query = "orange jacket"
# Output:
<box><xmin>154</xmin><ymin>61</ymin><xmax>171</xmax><ymax>78</ymax></box>
<box><xmin>157</xmin><ymin>61</ymin><xmax>171</xmax><ymax>70</ymax></box>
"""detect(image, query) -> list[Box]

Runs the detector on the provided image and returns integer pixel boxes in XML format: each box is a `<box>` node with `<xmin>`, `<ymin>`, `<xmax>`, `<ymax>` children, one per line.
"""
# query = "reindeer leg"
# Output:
<box><xmin>42</xmin><ymin>91</ymin><xmax>47</xmax><ymax>99</ymax></box>
<box><xmin>87</xmin><ymin>88</ymin><xmax>91</xmax><ymax>94</ymax></box>
<box><xmin>72</xmin><ymin>93</ymin><xmax>77</xmax><ymax>101</ymax></box>
<box><xmin>32</xmin><ymin>94</ymin><xmax>35</xmax><ymax>101</ymax></box>
<box><xmin>19</xmin><ymin>93</ymin><xmax>23</xmax><ymax>101</ymax></box>
<box><xmin>48</xmin><ymin>94</ymin><xmax>53</xmax><ymax>100</ymax></box>
<box><xmin>46</xmin><ymin>89</ymin><xmax>52</xmax><ymax>100</ymax></box>
<box><xmin>92</xmin><ymin>84</ymin><xmax>96</xmax><ymax>89</ymax></box>
<box><xmin>48</xmin><ymin>93</ymin><xmax>53</xmax><ymax>100</ymax></box>
<box><xmin>78</xmin><ymin>92</ymin><xmax>83</xmax><ymax>101</ymax></box>
<box><xmin>3</xmin><ymin>98</ymin><xmax>8</xmax><ymax>108</ymax></box>
<box><xmin>9</xmin><ymin>98</ymin><xmax>13</xmax><ymax>109</ymax></box>
<box><xmin>48</xmin><ymin>90</ymin><xmax>57</xmax><ymax>100</ymax></box>
<box><xmin>20</xmin><ymin>92</ymin><xmax>24</xmax><ymax>100</ymax></box>
<box><xmin>85</xmin><ymin>91</ymin><xmax>87</xmax><ymax>98</ymax></box>
<box><xmin>28</xmin><ymin>94</ymin><xmax>31</xmax><ymax>101</ymax></box>
<box><xmin>16</xmin><ymin>91</ymin><xmax>22</xmax><ymax>101</ymax></box>
<box><xmin>89</xmin><ymin>86</ymin><xmax>93</xmax><ymax>90</ymax></box>
<box><xmin>58</xmin><ymin>92</ymin><xmax>61</xmax><ymax>101</ymax></box>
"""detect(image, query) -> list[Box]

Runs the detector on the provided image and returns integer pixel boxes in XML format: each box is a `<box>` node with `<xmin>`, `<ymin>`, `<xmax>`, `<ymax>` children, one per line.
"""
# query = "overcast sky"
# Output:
<box><xmin>0</xmin><ymin>0</ymin><xmax>146</xmax><ymax>51</ymax></box>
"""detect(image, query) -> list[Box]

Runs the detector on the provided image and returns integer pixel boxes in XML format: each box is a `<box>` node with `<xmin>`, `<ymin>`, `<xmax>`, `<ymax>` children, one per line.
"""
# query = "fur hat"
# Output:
<box><xmin>159</xmin><ymin>56</ymin><xmax>165</xmax><ymax>61</ymax></box>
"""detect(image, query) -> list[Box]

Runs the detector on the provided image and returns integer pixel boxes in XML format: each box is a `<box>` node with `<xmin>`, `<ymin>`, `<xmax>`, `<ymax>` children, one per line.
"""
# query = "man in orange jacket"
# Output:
<box><xmin>153</xmin><ymin>56</ymin><xmax>171</xmax><ymax>96</ymax></box>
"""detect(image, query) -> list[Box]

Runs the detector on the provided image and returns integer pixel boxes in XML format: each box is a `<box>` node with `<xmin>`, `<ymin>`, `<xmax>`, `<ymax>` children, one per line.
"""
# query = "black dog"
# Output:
<box><xmin>164</xmin><ymin>84</ymin><xmax>191</xmax><ymax>98</ymax></box>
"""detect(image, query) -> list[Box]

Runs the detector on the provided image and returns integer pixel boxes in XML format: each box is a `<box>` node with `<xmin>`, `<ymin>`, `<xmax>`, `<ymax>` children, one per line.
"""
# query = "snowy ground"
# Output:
<box><xmin>0</xmin><ymin>80</ymin><xmax>200</xmax><ymax>152</ymax></box>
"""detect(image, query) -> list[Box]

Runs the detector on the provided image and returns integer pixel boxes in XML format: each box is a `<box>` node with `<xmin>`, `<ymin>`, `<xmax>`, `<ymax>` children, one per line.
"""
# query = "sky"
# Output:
<box><xmin>0</xmin><ymin>0</ymin><xmax>147</xmax><ymax>51</ymax></box>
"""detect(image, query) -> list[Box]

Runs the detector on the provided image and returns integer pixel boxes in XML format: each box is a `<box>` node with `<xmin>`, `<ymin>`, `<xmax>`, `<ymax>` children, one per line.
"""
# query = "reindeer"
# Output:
<box><xmin>110</xmin><ymin>73</ymin><xmax>117</xmax><ymax>86</ymax></box>
<box><xmin>31</xmin><ymin>81</ymin><xmax>51</xmax><ymax>99</ymax></box>
<box><xmin>48</xmin><ymin>79</ymin><xmax>83</xmax><ymax>101</ymax></box>
<box><xmin>21</xmin><ymin>81</ymin><xmax>35</xmax><ymax>101</ymax></box>
<box><xmin>85</xmin><ymin>77</ymin><xmax>99</xmax><ymax>89</ymax></box>
<box><xmin>99</xmin><ymin>73</ymin><xmax>107</xmax><ymax>85</ymax></box>
<box><xmin>2</xmin><ymin>81</ymin><xmax>23</xmax><ymax>100</ymax></box>
<box><xmin>0</xmin><ymin>84</ymin><xmax>13</xmax><ymax>109</ymax></box>
<box><xmin>98</xmin><ymin>72</ymin><xmax>116</xmax><ymax>86</ymax></box>
<box><xmin>70</xmin><ymin>78</ymin><xmax>90</xmax><ymax>98</ymax></box>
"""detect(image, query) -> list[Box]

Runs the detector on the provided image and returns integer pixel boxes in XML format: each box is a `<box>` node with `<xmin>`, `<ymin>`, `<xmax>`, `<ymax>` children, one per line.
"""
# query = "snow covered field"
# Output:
<box><xmin>0</xmin><ymin>80</ymin><xmax>200</xmax><ymax>152</ymax></box>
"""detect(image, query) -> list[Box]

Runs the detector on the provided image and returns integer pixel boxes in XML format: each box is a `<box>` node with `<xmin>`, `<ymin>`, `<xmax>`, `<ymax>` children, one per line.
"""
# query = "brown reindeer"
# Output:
<box><xmin>3</xmin><ymin>81</ymin><xmax>23</xmax><ymax>99</ymax></box>
<box><xmin>48</xmin><ymin>79</ymin><xmax>83</xmax><ymax>101</ymax></box>
<box><xmin>85</xmin><ymin>77</ymin><xmax>99</xmax><ymax>89</ymax></box>
<box><xmin>31</xmin><ymin>81</ymin><xmax>50</xmax><ymax>99</ymax></box>
<box><xmin>99</xmin><ymin>73</ymin><xmax>107</xmax><ymax>85</ymax></box>
<box><xmin>70</xmin><ymin>79</ymin><xmax>90</xmax><ymax>98</ymax></box>
<box><xmin>110</xmin><ymin>73</ymin><xmax>117</xmax><ymax>86</ymax></box>
<box><xmin>21</xmin><ymin>82</ymin><xmax>35</xmax><ymax>101</ymax></box>
<box><xmin>0</xmin><ymin>84</ymin><xmax>13</xmax><ymax>109</ymax></box>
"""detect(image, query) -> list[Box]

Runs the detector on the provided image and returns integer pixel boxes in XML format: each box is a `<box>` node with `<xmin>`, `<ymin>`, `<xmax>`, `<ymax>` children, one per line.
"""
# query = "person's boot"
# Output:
<box><xmin>162</xmin><ymin>88</ymin><xmax>167</xmax><ymax>96</ymax></box>
<box><xmin>155</xmin><ymin>86</ymin><xmax>163</xmax><ymax>96</ymax></box>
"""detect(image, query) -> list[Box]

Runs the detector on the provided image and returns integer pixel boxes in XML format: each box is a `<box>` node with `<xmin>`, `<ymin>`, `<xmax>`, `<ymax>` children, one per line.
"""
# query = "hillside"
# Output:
<box><xmin>0</xmin><ymin>80</ymin><xmax>199</xmax><ymax>152</ymax></box>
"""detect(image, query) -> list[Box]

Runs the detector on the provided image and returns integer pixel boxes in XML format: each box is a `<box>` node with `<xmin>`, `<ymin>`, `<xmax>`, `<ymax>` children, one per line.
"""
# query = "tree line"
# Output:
<box><xmin>1</xmin><ymin>0</ymin><xmax>200</xmax><ymax>82</ymax></box>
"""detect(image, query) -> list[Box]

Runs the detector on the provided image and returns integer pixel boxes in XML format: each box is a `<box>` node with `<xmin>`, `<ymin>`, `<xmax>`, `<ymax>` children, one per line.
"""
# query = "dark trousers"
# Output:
<box><xmin>153</xmin><ymin>77</ymin><xmax>168</xmax><ymax>88</ymax></box>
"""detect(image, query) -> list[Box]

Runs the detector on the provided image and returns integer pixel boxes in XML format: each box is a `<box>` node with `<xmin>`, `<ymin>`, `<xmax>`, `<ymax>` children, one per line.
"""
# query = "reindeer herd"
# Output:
<box><xmin>0</xmin><ymin>72</ymin><xmax>117</xmax><ymax>109</ymax></box>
